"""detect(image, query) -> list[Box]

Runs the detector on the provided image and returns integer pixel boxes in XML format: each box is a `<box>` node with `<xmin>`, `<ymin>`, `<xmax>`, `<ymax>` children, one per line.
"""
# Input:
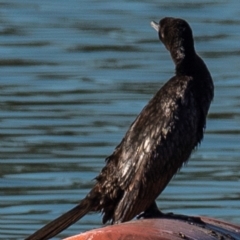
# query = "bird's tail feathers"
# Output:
<box><xmin>25</xmin><ymin>198</ymin><xmax>92</xmax><ymax>240</ymax></box>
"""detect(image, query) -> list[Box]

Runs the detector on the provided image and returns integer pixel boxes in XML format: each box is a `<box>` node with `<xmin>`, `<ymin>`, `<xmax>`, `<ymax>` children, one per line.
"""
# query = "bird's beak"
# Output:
<box><xmin>151</xmin><ymin>21</ymin><xmax>159</xmax><ymax>32</ymax></box>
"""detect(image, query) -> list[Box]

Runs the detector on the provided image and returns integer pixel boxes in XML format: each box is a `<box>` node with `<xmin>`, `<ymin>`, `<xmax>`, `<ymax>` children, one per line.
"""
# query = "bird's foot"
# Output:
<box><xmin>137</xmin><ymin>202</ymin><xmax>164</xmax><ymax>219</ymax></box>
<box><xmin>138</xmin><ymin>210</ymin><xmax>204</xmax><ymax>225</ymax></box>
<box><xmin>137</xmin><ymin>202</ymin><xmax>204</xmax><ymax>225</ymax></box>
<box><xmin>163</xmin><ymin>213</ymin><xmax>205</xmax><ymax>225</ymax></box>
<box><xmin>137</xmin><ymin>208</ymin><xmax>164</xmax><ymax>219</ymax></box>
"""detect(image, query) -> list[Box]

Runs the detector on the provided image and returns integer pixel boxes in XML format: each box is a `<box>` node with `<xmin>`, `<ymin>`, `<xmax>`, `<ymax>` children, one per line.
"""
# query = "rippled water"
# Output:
<box><xmin>0</xmin><ymin>1</ymin><xmax>240</xmax><ymax>239</ymax></box>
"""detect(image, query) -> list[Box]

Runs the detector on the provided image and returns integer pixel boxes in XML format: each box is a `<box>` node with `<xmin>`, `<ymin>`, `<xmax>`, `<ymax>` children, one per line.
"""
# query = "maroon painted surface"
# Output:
<box><xmin>64</xmin><ymin>216</ymin><xmax>240</xmax><ymax>240</ymax></box>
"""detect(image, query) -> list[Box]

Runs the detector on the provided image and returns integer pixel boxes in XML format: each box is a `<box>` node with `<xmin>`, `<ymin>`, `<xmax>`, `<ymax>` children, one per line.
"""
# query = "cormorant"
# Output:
<box><xmin>26</xmin><ymin>17</ymin><xmax>214</xmax><ymax>240</ymax></box>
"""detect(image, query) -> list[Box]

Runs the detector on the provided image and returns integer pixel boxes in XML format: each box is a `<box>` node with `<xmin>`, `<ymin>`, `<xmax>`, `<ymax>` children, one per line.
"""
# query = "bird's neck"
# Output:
<box><xmin>173</xmin><ymin>48</ymin><xmax>197</xmax><ymax>76</ymax></box>
<box><xmin>169</xmin><ymin>36</ymin><xmax>196</xmax><ymax>75</ymax></box>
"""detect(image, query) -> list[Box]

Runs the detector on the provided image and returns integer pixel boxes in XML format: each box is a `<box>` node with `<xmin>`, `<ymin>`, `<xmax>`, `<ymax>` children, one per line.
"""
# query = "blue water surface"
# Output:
<box><xmin>0</xmin><ymin>1</ymin><xmax>240</xmax><ymax>239</ymax></box>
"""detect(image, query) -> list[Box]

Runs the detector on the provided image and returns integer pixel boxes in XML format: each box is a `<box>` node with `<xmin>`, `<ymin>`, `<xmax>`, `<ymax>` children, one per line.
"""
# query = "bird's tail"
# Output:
<box><xmin>25</xmin><ymin>198</ymin><xmax>93</xmax><ymax>240</ymax></box>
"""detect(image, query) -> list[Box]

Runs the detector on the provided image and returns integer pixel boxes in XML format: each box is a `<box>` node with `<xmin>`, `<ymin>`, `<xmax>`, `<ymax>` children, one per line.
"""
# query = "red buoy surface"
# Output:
<box><xmin>64</xmin><ymin>215</ymin><xmax>240</xmax><ymax>240</ymax></box>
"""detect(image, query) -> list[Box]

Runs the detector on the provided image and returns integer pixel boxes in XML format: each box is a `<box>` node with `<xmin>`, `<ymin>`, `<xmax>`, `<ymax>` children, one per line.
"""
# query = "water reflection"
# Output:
<box><xmin>0</xmin><ymin>0</ymin><xmax>239</xmax><ymax>239</ymax></box>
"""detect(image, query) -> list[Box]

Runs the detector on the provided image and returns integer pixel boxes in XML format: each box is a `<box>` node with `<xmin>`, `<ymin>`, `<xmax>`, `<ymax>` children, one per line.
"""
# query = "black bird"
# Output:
<box><xmin>26</xmin><ymin>17</ymin><xmax>214</xmax><ymax>240</ymax></box>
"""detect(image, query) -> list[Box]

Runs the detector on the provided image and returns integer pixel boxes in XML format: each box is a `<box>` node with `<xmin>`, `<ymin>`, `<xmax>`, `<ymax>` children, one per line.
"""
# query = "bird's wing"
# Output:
<box><xmin>114</xmin><ymin>76</ymin><xmax>194</xmax><ymax>190</ymax></box>
<box><xmin>117</xmin><ymin>92</ymin><xmax>178</xmax><ymax>189</ymax></box>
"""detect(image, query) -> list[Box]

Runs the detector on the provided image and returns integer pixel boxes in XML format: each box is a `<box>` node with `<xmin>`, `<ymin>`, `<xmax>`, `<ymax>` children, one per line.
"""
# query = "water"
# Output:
<box><xmin>0</xmin><ymin>1</ymin><xmax>240</xmax><ymax>239</ymax></box>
